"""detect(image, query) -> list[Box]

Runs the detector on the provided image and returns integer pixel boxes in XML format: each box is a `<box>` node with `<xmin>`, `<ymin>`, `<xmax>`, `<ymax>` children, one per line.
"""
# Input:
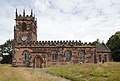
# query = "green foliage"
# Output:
<box><xmin>46</xmin><ymin>63</ymin><xmax>120</xmax><ymax>81</ymax></box>
<box><xmin>106</xmin><ymin>31</ymin><xmax>120</xmax><ymax>61</ymax></box>
<box><xmin>92</xmin><ymin>39</ymin><xmax>101</xmax><ymax>45</ymax></box>
<box><xmin>0</xmin><ymin>39</ymin><xmax>13</xmax><ymax>64</ymax></box>
<box><xmin>107</xmin><ymin>31</ymin><xmax>120</xmax><ymax>51</ymax></box>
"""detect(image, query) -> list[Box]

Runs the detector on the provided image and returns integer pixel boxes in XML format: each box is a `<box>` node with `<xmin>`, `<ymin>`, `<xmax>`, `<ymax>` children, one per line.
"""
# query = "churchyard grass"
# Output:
<box><xmin>0</xmin><ymin>64</ymin><xmax>68</xmax><ymax>81</ymax></box>
<box><xmin>0</xmin><ymin>62</ymin><xmax>119</xmax><ymax>81</ymax></box>
<box><xmin>45</xmin><ymin>62</ymin><xmax>120</xmax><ymax>81</ymax></box>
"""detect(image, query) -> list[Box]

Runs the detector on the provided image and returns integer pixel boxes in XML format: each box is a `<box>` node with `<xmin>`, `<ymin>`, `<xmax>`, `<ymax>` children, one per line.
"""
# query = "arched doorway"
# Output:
<box><xmin>34</xmin><ymin>55</ymin><xmax>43</xmax><ymax>68</ymax></box>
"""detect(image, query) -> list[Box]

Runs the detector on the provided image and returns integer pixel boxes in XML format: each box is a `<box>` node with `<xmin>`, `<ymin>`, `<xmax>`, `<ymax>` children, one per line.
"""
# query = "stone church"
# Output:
<box><xmin>12</xmin><ymin>10</ymin><xmax>111</xmax><ymax>68</ymax></box>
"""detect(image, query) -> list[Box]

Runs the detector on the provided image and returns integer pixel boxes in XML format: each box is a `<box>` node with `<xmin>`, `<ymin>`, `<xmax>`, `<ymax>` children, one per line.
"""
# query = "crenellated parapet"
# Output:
<box><xmin>15</xmin><ymin>40</ymin><xmax>95</xmax><ymax>47</ymax></box>
<box><xmin>15</xmin><ymin>9</ymin><xmax>36</xmax><ymax>23</ymax></box>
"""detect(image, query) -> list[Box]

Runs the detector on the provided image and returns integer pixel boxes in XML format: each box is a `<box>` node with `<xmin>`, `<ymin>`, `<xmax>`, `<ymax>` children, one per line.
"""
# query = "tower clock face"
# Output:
<box><xmin>18</xmin><ymin>32</ymin><xmax>31</xmax><ymax>42</ymax></box>
<box><xmin>21</xmin><ymin>36</ymin><xmax>27</xmax><ymax>41</ymax></box>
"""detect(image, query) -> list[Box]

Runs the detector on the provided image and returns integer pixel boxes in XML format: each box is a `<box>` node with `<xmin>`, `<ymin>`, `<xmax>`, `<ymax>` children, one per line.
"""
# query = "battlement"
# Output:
<box><xmin>15</xmin><ymin>40</ymin><xmax>95</xmax><ymax>47</ymax></box>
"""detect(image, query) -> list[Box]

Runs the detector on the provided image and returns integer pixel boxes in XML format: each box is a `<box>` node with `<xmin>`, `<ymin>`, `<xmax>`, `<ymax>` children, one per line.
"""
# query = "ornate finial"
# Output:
<box><xmin>35</xmin><ymin>18</ymin><xmax>37</xmax><ymax>25</ymax></box>
<box><xmin>31</xmin><ymin>9</ymin><xmax>33</xmax><ymax>16</ymax></box>
<box><xmin>16</xmin><ymin>9</ymin><xmax>18</xmax><ymax>17</ymax></box>
<box><xmin>36</xmin><ymin>18</ymin><xmax>37</xmax><ymax>22</ymax></box>
<box><xmin>23</xmin><ymin>9</ymin><xmax>25</xmax><ymax>16</ymax></box>
<box><xmin>34</xmin><ymin>14</ymin><xmax>35</xmax><ymax>19</ymax></box>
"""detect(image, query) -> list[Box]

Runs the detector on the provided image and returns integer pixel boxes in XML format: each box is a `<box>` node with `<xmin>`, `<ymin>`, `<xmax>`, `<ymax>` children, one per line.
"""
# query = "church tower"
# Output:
<box><xmin>14</xmin><ymin>9</ymin><xmax>37</xmax><ymax>45</ymax></box>
<box><xmin>12</xmin><ymin>9</ymin><xmax>37</xmax><ymax>67</ymax></box>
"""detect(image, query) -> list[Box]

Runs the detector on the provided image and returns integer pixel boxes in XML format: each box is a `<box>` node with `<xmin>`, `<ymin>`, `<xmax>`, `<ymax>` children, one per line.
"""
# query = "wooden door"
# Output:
<box><xmin>35</xmin><ymin>56</ymin><xmax>42</xmax><ymax>68</ymax></box>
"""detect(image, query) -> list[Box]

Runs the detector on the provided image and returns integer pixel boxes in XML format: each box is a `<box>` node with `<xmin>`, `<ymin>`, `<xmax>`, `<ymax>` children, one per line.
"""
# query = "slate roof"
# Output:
<box><xmin>96</xmin><ymin>43</ymin><xmax>111</xmax><ymax>53</ymax></box>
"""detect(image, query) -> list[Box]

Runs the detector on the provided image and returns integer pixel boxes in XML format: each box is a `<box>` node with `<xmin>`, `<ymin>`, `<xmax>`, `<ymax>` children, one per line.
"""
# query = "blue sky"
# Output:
<box><xmin>0</xmin><ymin>0</ymin><xmax>120</xmax><ymax>44</ymax></box>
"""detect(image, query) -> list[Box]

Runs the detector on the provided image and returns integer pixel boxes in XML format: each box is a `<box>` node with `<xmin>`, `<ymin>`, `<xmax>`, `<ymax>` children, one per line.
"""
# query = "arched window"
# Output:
<box><xmin>22</xmin><ymin>50</ymin><xmax>30</xmax><ymax>61</ymax></box>
<box><xmin>51</xmin><ymin>51</ymin><xmax>58</xmax><ymax>61</ymax></box>
<box><xmin>94</xmin><ymin>51</ymin><xmax>97</xmax><ymax>63</ymax></box>
<box><xmin>22</xmin><ymin>22</ymin><xmax>27</xmax><ymax>31</ymax></box>
<box><xmin>104</xmin><ymin>55</ymin><xmax>107</xmax><ymax>62</ymax></box>
<box><xmin>79</xmin><ymin>50</ymin><xmax>85</xmax><ymax>63</ymax></box>
<box><xmin>99</xmin><ymin>55</ymin><xmax>101</xmax><ymax>62</ymax></box>
<box><xmin>65</xmin><ymin>51</ymin><xmax>72</xmax><ymax>61</ymax></box>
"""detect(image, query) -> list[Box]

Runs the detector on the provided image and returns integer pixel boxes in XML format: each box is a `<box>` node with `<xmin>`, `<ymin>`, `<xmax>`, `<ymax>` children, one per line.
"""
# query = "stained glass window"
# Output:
<box><xmin>22</xmin><ymin>50</ymin><xmax>30</xmax><ymax>61</ymax></box>
<box><xmin>51</xmin><ymin>51</ymin><xmax>58</xmax><ymax>61</ymax></box>
<box><xmin>65</xmin><ymin>51</ymin><xmax>72</xmax><ymax>61</ymax></box>
<box><xmin>79</xmin><ymin>50</ymin><xmax>85</xmax><ymax>63</ymax></box>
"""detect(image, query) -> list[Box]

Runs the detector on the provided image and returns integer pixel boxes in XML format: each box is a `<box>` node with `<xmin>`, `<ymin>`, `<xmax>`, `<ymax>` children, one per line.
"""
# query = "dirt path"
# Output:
<box><xmin>35</xmin><ymin>68</ymin><xmax>71</xmax><ymax>81</ymax></box>
<box><xmin>42</xmin><ymin>72</ymin><xmax>70</xmax><ymax>81</ymax></box>
<box><xmin>16</xmin><ymin>67</ymin><xmax>71</xmax><ymax>81</ymax></box>
<box><xmin>0</xmin><ymin>65</ymin><xmax>70</xmax><ymax>81</ymax></box>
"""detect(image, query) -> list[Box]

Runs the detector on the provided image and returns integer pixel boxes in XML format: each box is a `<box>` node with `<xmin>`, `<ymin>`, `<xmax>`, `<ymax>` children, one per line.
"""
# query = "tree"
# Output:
<box><xmin>92</xmin><ymin>39</ymin><xmax>101</xmax><ymax>45</ymax></box>
<box><xmin>106</xmin><ymin>31</ymin><xmax>120</xmax><ymax>61</ymax></box>
<box><xmin>0</xmin><ymin>39</ymin><xmax>13</xmax><ymax>64</ymax></box>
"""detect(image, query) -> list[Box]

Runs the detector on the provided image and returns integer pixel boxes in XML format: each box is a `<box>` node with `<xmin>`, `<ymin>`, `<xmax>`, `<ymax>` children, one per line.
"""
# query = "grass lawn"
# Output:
<box><xmin>0</xmin><ymin>62</ymin><xmax>119</xmax><ymax>81</ymax></box>
<box><xmin>45</xmin><ymin>62</ymin><xmax>120</xmax><ymax>81</ymax></box>
<box><xmin>0</xmin><ymin>64</ymin><xmax>69</xmax><ymax>81</ymax></box>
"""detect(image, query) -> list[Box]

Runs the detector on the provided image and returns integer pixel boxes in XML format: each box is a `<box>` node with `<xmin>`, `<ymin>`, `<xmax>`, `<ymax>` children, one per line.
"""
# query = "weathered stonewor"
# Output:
<box><xmin>12</xmin><ymin>9</ymin><xmax>111</xmax><ymax>68</ymax></box>
<box><xmin>15</xmin><ymin>40</ymin><xmax>83</xmax><ymax>47</ymax></box>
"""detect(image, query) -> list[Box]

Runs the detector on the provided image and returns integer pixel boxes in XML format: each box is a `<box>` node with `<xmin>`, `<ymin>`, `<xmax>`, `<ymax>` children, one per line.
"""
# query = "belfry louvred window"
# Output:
<box><xmin>21</xmin><ymin>22</ymin><xmax>27</xmax><ymax>31</ymax></box>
